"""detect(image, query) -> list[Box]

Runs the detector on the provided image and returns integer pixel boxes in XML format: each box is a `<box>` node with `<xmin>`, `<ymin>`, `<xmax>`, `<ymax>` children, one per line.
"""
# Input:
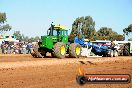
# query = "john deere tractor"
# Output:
<box><xmin>31</xmin><ymin>23</ymin><xmax>81</xmax><ymax>58</ymax></box>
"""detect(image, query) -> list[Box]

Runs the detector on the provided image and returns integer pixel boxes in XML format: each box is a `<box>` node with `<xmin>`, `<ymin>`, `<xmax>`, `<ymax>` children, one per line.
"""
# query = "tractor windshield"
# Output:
<box><xmin>47</xmin><ymin>29</ymin><xmax>68</xmax><ymax>36</ymax></box>
<box><xmin>53</xmin><ymin>30</ymin><xmax>58</xmax><ymax>36</ymax></box>
<box><xmin>60</xmin><ymin>30</ymin><xmax>68</xmax><ymax>36</ymax></box>
<box><xmin>47</xmin><ymin>30</ymin><xmax>60</xmax><ymax>36</ymax></box>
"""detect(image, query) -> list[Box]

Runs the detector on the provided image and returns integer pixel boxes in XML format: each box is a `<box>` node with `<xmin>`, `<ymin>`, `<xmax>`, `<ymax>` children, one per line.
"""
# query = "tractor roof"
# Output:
<box><xmin>48</xmin><ymin>25</ymin><xmax>68</xmax><ymax>30</ymax></box>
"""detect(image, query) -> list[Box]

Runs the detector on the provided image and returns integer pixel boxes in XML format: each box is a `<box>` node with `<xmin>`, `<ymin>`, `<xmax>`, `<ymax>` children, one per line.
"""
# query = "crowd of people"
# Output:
<box><xmin>0</xmin><ymin>41</ymin><xmax>33</xmax><ymax>54</ymax></box>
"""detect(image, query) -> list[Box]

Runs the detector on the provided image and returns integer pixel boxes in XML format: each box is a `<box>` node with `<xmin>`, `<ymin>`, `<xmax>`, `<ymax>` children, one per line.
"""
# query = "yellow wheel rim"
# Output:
<box><xmin>60</xmin><ymin>46</ymin><xmax>65</xmax><ymax>55</ymax></box>
<box><xmin>76</xmin><ymin>47</ymin><xmax>80</xmax><ymax>55</ymax></box>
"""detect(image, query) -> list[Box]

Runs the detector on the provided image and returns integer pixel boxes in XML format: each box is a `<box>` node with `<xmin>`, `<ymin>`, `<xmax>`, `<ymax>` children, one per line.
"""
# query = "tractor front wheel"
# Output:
<box><xmin>69</xmin><ymin>43</ymin><xmax>81</xmax><ymax>58</ymax></box>
<box><xmin>53</xmin><ymin>42</ymin><xmax>66</xmax><ymax>58</ymax></box>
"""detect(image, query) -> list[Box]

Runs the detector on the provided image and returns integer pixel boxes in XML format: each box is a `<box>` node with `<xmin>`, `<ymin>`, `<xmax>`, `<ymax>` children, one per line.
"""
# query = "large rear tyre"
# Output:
<box><xmin>69</xmin><ymin>43</ymin><xmax>81</xmax><ymax>58</ymax></box>
<box><xmin>53</xmin><ymin>42</ymin><xmax>66</xmax><ymax>58</ymax></box>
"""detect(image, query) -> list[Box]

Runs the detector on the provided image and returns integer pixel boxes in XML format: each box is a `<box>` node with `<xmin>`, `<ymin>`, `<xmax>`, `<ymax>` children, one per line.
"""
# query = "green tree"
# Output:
<box><xmin>13</xmin><ymin>31</ymin><xmax>41</xmax><ymax>42</ymax></box>
<box><xmin>111</xmin><ymin>35</ymin><xmax>124</xmax><ymax>41</ymax></box>
<box><xmin>34</xmin><ymin>36</ymin><xmax>40</xmax><ymax>42</ymax></box>
<box><xmin>97</xmin><ymin>27</ymin><xmax>117</xmax><ymax>36</ymax></box>
<box><xmin>123</xmin><ymin>24</ymin><xmax>132</xmax><ymax>40</ymax></box>
<box><xmin>128</xmin><ymin>38</ymin><xmax>132</xmax><ymax>41</ymax></box>
<box><xmin>97</xmin><ymin>27</ymin><xmax>124</xmax><ymax>41</ymax></box>
<box><xmin>0</xmin><ymin>12</ymin><xmax>11</xmax><ymax>34</ymax></box>
<box><xmin>123</xmin><ymin>24</ymin><xmax>132</xmax><ymax>36</ymax></box>
<box><xmin>23</xmin><ymin>36</ymin><xmax>29</xmax><ymax>42</ymax></box>
<box><xmin>70</xmin><ymin>16</ymin><xmax>96</xmax><ymax>41</ymax></box>
<box><xmin>82</xmin><ymin>16</ymin><xmax>96</xmax><ymax>40</ymax></box>
<box><xmin>29</xmin><ymin>37</ymin><xmax>35</xmax><ymax>42</ymax></box>
<box><xmin>13</xmin><ymin>31</ymin><xmax>23</xmax><ymax>41</ymax></box>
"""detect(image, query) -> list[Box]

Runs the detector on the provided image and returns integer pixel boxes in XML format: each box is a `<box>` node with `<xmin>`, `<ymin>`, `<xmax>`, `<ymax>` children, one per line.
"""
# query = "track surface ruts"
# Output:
<box><xmin>0</xmin><ymin>54</ymin><xmax>132</xmax><ymax>88</ymax></box>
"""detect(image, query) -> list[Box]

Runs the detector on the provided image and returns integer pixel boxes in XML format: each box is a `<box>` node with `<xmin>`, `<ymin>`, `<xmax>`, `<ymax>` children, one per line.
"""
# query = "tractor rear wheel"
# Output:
<box><xmin>53</xmin><ymin>42</ymin><xmax>66</xmax><ymax>58</ymax></box>
<box><xmin>69</xmin><ymin>43</ymin><xmax>81</xmax><ymax>58</ymax></box>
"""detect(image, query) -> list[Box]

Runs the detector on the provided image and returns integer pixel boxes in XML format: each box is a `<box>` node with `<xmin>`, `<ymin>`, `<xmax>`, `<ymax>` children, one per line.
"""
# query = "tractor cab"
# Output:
<box><xmin>47</xmin><ymin>25</ymin><xmax>68</xmax><ymax>36</ymax></box>
<box><xmin>40</xmin><ymin>24</ymin><xmax>69</xmax><ymax>50</ymax></box>
<box><xmin>46</xmin><ymin>24</ymin><xmax>68</xmax><ymax>43</ymax></box>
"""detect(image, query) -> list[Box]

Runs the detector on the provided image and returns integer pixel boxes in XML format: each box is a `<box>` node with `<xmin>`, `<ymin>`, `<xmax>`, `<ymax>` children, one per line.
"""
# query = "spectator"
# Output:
<box><xmin>13</xmin><ymin>43</ymin><xmax>19</xmax><ymax>54</ymax></box>
<box><xmin>0</xmin><ymin>41</ymin><xmax>35</xmax><ymax>54</ymax></box>
<box><xmin>5</xmin><ymin>44</ymin><xmax>8</xmax><ymax>54</ymax></box>
<box><xmin>7</xmin><ymin>43</ymin><xmax>11</xmax><ymax>54</ymax></box>
<box><xmin>26</xmin><ymin>43</ymin><xmax>32</xmax><ymax>54</ymax></box>
<box><xmin>22</xmin><ymin>42</ymin><xmax>27</xmax><ymax>54</ymax></box>
<box><xmin>1</xmin><ymin>43</ymin><xmax>5</xmax><ymax>54</ymax></box>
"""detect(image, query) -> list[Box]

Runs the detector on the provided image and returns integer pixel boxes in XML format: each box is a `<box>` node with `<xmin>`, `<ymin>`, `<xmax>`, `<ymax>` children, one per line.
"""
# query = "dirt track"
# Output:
<box><xmin>0</xmin><ymin>54</ymin><xmax>132</xmax><ymax>88</ymax></box>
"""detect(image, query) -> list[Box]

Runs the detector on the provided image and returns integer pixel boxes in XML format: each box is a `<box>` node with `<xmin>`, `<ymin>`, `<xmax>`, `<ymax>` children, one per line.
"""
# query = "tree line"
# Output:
<box><xmin>0</xmin><ymin>12</ymin><xmax>132</xmax><ymax>41</ymax></box>
<box><xmin>69</xmin><ymin>16</ymin><xmax>127</xmax><ymax>41</ymax></box>
<box><xmin>0</xmin><ymin>12</ymin><xmax>11</xmax><ymax>34</ymax></box>
<box><xmin>13</xmin><ymin>31</ymin><xmax>40</xmax><ymax>42</ymax></box>
<box><xmin>0</xmin><ymin>12</ymin><xmax>40</xmax><ymax>42</ymax></box>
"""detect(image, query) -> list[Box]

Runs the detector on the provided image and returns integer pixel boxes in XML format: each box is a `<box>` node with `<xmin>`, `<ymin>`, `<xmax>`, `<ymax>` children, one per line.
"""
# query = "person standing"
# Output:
<box><xmin>22</xmin><ymin>42</ymin><xmax>27</xmax><ymax>54</ymax></box>
<box><xmin>1</xmin><ymin>43</ymin><xmax>5</xmax><ymax>54</ymax></box>
<box><xmin>1</xmin><ymin>41</ymin><xmax>6</xmax><ymax>54</ymax></box>
<box><xmin>26</xmin><ymin>43</ymin><xmax>32</xmax><ymax>54</ymax></box>
<box><xmin>7</xmin><ymin>43</ymin><xmax>11</xmax><ymax>54</ymax></box>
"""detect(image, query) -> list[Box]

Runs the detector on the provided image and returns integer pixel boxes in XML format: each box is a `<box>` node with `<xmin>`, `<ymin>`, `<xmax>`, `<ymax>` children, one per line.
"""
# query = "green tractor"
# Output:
<box><xmin>31</xmin><ymin>23</ymin><xmax>81</xmax><ymax>58</ymax></box>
